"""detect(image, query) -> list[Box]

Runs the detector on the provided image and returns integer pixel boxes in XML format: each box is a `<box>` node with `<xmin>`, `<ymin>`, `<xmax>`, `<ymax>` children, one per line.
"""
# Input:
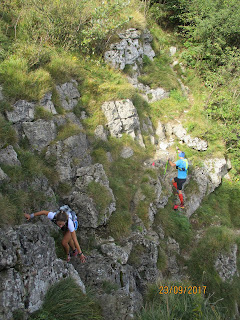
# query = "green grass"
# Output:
<box><xmin>190</xmin><ymin>179</ymin><xmax>240</xmax><ymax>229</ymax></box>
<box><xmin>187</xmin><ymin>226</ymin><xmax>240</xmax><ymax>317</ymax></box>
<box><xmin>137</xmin><ymin>281</ymin><xmax>227</xmax><ymax>320</ymax></box>
<box><xmin>154</xmin><ymin>198</ymin><xmax>193</xmax><ymax>249</ymax></box>
<box><xmin>30</xmin><ymin>278</ymin><xmax>103</xmax><ymax>320</ymax></box>
<box><xmin>56</xmin><ymin>123</ymin><xmax>82</xmax><ymax>141</ymax></box>
<box><xmin>87</xmin><ymin>180</ymin><xmax>113</xmax><ymax>222</ymax></box>
<box><xmin>138</xmin><ymin>54</ymin><xmax>179</xmax><ymax>91</ymax></box>
<box><xmin>0</xmin><ymin>114</ymin><xmax>17</xmax><ymax>146</ymax></box>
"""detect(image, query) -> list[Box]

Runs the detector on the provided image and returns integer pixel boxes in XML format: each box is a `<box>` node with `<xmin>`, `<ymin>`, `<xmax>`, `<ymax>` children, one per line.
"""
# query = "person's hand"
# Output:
<box><xmin>78</xmin><ymin>253</ymin><xmax>86</xmax><ymax>263</ymax></box>
<box><xmin>24</xmin><ymin>213</ymin><xmax>31</xmax><ymax>220</ymax></box>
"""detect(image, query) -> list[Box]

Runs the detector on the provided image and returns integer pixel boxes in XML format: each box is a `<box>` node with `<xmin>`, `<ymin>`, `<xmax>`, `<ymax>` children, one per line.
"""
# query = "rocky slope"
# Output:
<box><xmin>0</xmin><ymin>28</ymin><xmax>238</xmax><ymax>319</ymax></box>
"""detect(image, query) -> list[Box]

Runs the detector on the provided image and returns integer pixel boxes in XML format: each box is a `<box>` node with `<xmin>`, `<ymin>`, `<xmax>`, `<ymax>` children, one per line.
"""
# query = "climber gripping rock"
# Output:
<box><xmin>168</xmin><ymin>148</ymin><xmax>188</xmax><ymax>210</ymax></box>
<box><xmin>24</xmin><ymin>205</ymin><xmax>86</xmax><ymax>263</ymax></box>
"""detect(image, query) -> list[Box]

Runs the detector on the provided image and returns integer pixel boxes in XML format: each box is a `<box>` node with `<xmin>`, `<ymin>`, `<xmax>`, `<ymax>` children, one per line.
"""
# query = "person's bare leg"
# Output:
<box><xmin>62</xmin><ymin>231</ymin><xmax>72</xmax><ymax>255</ymax></box>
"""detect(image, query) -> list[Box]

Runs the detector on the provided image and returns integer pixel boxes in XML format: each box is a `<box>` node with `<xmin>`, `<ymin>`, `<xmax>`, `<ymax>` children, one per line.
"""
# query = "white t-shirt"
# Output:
<box><xmin>47</xmin><ymin>211</ymin><xmax>75</xmax><ymax>232</ymax></box>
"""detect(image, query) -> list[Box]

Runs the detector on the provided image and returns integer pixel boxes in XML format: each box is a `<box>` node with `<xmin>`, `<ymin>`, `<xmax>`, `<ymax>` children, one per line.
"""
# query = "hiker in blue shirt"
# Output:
<box><xmin>168</xmin><ymin>148</ymin><xmax>188</xmax><ymax>209</ymax></box>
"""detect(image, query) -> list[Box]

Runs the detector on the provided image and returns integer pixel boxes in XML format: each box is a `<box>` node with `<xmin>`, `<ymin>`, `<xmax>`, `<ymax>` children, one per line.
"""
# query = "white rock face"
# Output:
<box><xmin>69</xmin><ymin>164</ymin><xmax>116</xmax><ymax>228</ymax></box>
<box><xmin>172</xmin><ymin>123</ymin><xmax>208</xmax><ymax>151</ymax></box>
<box><xmin>104</xmin><ymin>28</ymin><xmax>155</xmax><ymax>70</ymax></box>
<box><xmin>6</xmin><ymin>100</ymin><xmax>35</xmax><ymax>123</ymax></box>
<box><xmin>0</xmin><ymin>224</ymin><xmax>85</xmax><ymax>320</ymax></box>
<box><xmin>56</xmin><ymin>80</ymin><xmax>80</xmax><ymax>110</ymax></box>
<box><xmin>215</xmin><ymin>244</ymin><xmax>239</xmax><ymax>282</ymax></box>
<box><xmin>22</xmin><ymin>120</ymin><xmax>57</xmax><ymax>152</ymax></box>
<box><xmin>204</xmin><ymin>158</ymin><xmax>229</xmax><ymax>192</ymax></box>
<box><xmin>40</xmin><ymin>92</ymin><xmax>57</xmax><ymax>115</ymax></box>
<box><xmin>0</xmin><ymin>145</ymin><xmax>21</xmax><ymax>166</ymax></box>
<box><xmin>102</xmin><ymin>99</ymin><xmax>145</xmax><ymax>147</ymax></box>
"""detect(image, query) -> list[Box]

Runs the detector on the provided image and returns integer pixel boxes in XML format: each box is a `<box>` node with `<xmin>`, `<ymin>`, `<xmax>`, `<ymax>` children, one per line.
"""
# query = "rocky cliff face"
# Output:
<box><xmin>0</xmin><ymin>28</ymin><xmax>237</xmax><ymax>319</ymax></box>
<box><xmin>0</xmin><ymin>222</ymin><xmax>85</xmax><ymax>320</ymax></box>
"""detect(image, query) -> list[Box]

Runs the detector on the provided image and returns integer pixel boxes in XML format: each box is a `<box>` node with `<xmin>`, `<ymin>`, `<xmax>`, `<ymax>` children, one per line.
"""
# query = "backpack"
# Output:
<box><xmin>56</xmin><ymin>205</ymin><xmax>78</xmax><ymax>231</ymax></box>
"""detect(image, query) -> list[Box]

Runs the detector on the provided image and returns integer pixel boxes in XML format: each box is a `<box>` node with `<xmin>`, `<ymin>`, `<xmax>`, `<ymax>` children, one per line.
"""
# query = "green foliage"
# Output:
<box><xmin>154</xmin><ymin>200</ymin><xmax>193</xmax><ymax>249</ymax></box>
<box><xmin>187</xmin><ymin>226</ymin><xmax>239</xmax><ymax>316</ymax></box>
<box><xmin>0</xmin><ymin>115</ymin><xmax>17</xmax><ymax>145</ymax></box>
<box><xmin>30</xmin><ymin>278</ymin><xmax>103</xmax><ymax>320</ymax></box>
<box><xmin>56</xmin><ymin>123</ymin><xmax>82</xmax><ymax>141</ymax></box>
<box><xmin>0</xmin><ymin>0</ymin><xmax>133</xmax><ymax>55</ymax></box>
<box><xmin>0</xmin><ymin>55</ymin><xmax>52</xmax><ymax>100</ymax></box>
<box><xmin>138</xmin><ymin>54</ymin><xmax>179</xmax><ymax>91</ymax></box>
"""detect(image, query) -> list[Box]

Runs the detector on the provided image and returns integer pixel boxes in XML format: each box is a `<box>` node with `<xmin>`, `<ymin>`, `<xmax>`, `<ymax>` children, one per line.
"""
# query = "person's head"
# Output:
<box><xmin>55</xmin><ymin>210</ymin><xmax>68</xmax><ymax>228</ymax></box>
<box><xmin>179</xmin><ymin>152</ymin><xmax>185</xmax><ymax>158</ymax></box>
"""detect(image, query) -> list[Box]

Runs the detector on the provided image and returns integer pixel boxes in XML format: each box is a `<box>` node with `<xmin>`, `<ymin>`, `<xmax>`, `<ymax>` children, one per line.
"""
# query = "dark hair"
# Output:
<box><xmin>55</xmin><ymin>210</ymin><xmax>68</xmax><ymax>222</ymax></box>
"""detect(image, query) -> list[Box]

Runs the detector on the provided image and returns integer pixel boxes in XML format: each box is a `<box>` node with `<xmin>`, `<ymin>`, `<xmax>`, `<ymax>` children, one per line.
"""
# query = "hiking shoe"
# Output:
<box><xmin>67</xmin><ymin>254</ymin><xmax>71</xmax><ymax>262</ymax></box>
<box><xmin>71</xmin><ymin>249</ymin><xmax>78</xmax><ymax>257</ymax></box>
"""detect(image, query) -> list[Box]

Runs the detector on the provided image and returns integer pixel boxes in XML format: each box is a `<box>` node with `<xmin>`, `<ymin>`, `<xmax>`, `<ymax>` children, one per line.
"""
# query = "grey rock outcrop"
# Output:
<box><xmin>166</xmin><ymin>237</ymin><xmax>181</xmax><ymax>279</ymax></box>
<box><xmin>22</xmin><ymin>119</ymin><xmax>57</xmax><ymax>152</ymax></box>
<box><xmin>215</xmin><ymin>244</ymin><xmax>239</xmax><ymax>282</ymax></box>
<box><xmin>0</xmin><ymin>85</ymin><xmax>4</xmax><ymax>101</ymax></box>
<box><xmin>102</xmin><ymin>99</ymin><xmax>145</xmax><ymax>147</ymax></box>
<box><xmin>104</xmin><ymin>28</ymin><xmax>155</xmax><ymax>70</ymax></box>
<box><xmin>0</xmin><ymin>224</ymin><xmax>85</xmax><ymax>320</ymax></box>
<box><xmin>94</xmin><ymin>125</ymin><xmax>108</xmax><ymax>141</ymax></box>
<box><xmin>56</xmin><ymin>80</ymin><xmax>80</xmax><ymax>111</ymax></box>
<box><xmin>0</xmin><ymin>167</ymin><xmax>8</xmax><ymax>182</ymax></box>
<box><xmin>71</xmin><ymin>250</ymin><xmax>142</xmax><ymax>320</ymax></box>
<box><xmin>0</xmin><ymin>145</ymin><xmax>21</xmax><ymax>166</ymax></box>
<box><xmin>68</xmin><ymin>164</ymin><xmax>116</xmax><ymax>228</ymax></box>
<box><xmin>121</xmin><ymin>146</ymin><xmax>134</xmax><ymax>159</ymax></box>
<box><xmin>46</xmin><ymin>132</ymin><xmax>91</xmax><ymax>182</ymax></box>
<box><xmin>6</xmin><ymin>100</ymin><xmax>35</xmax><ymax>123</ymax></box>
<box><xmin>40</xmin><ymin>92</ymin><xmax>57</xmax><ymax>115</ymax></box>
<box><xmin>100</xmin><ymin>242</ymin><xmax>132</xmax><ymax>265</ymax></box>
<box><xmin>127</xmin><ymin>232</ymin><xmax>161</xmax><ymax>290</ymax></box>
<box><xmin>204</xmin><ymin>158</ymin><xmax>230</xmax><ymax>192</ymax></box>
<box><xmin>172</xmin><ymin>123</ymin><xmax>208</xmax><ymax>151</ymax></box>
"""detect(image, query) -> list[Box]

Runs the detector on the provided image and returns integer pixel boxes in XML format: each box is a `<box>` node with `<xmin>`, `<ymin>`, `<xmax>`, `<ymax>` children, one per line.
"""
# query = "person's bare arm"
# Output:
<box><xmin>24</xmin><ymin>211</ymin><xmax>49</xmax><ymax>220</ymax></box>
<box><xmin>168</xmin><ymin>159</ymin><xmax>176</xmax><ymax>167</ymax></box>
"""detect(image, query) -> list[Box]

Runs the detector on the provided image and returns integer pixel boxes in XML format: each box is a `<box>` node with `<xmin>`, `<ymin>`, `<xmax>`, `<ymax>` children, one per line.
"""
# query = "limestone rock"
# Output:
<box><xmin>121</xmin><ymin>146</ymin><xmax>134</xmax><ymax>159</ymax></box>
<box><xmin>0</xmin><ymin>145</ymin><xmax>21</xmax><ymax>166</ymax></box>
<box><xmin>102</xmin><ymin>99</ymin><xmax>145</xmax><ymax>147</ymax></box>
<box><xmin>166</xmin><ymin>237</ymin><xmax>181</xmax><ymax>279</ymax></box>
<box><xmin>100</xmin><ymin>242</ymin><xmax>132</xmax><ymax>265</ymax></box>
<box><xmin>40</xmin><ymin>92</ymin><xmax>57</xmax><ymax>115</ymax></box>
<box><xmin>94</xmin><ymin>125</ymin><xmax>108</xmax><ymax>141</ymax></box>
<box><xmin>46</xmin><ymin>132</ymin><xmax>91</xmax><ymax>182</ymax></box>
<box><xmin>204</xmin><ymin>158</ymin><xmax>229</xmax><ymax>192</ymax></box>
<box><xmin>68</xmin><ymin>164</ymin><xmax>116</xmax><ymax>228</ymax></box>
<box><xmin>56</xmin><ymin>80</ymin><xmax>80</xmax><ymax>111</ymax></box>
<box><xmin>71</xmin><ymin>250</ymin><xmax>142</xmax><ymax>320</ymax></box>
<box><xmin>0</xmin><ymin>224</ymin><xmax>85</xmax><ymax>320</ymax></box>
<box><xmin>0</xmin><ymin>86</ymin><xmax>4</xmax><ymax>101</ymax></box>
<box><xmin>172</xmin><ymin>123</ymin><xmax>208</xmax><ymax>151</ymax></box>
<box><xmin>0</xmin><ymin>168</ymin><xmax>8</xmax><ymax>182</ymax></box>
<box><xmin>127</xmin><ymin>232</ymin><xmax>161</xmax><ymax>290</ymax></box>
<box><xmin>169</xmin><ymin>46</ymin><xmax>177</xmax><ymax>56</ymax></box>
<box><xmin>215</xmin><ymin>244</ymin><xmax>239</xmax><ymax>282</ymax></box>
<box><xmin>22</xmin><ymin>119</ymin><xmax>57</xmax><ymax>152</ymax></box>
<box><xmin>6</xmin><ymin>100</ymin><xmax>35</xmax><ymax>123</ymax></box>
<box><xmin>104</xmin><ymin>28</ymin><xmax>155</xmax><ymax>70</ymax></box>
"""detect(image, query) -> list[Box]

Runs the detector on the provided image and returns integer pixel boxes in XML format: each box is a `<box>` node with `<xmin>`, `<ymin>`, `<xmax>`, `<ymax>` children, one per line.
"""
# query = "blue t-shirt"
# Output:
<box><xmin>175</xmin><ymin>159</ymin><xmax>188</xmax><ymax>179</ymax></box>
